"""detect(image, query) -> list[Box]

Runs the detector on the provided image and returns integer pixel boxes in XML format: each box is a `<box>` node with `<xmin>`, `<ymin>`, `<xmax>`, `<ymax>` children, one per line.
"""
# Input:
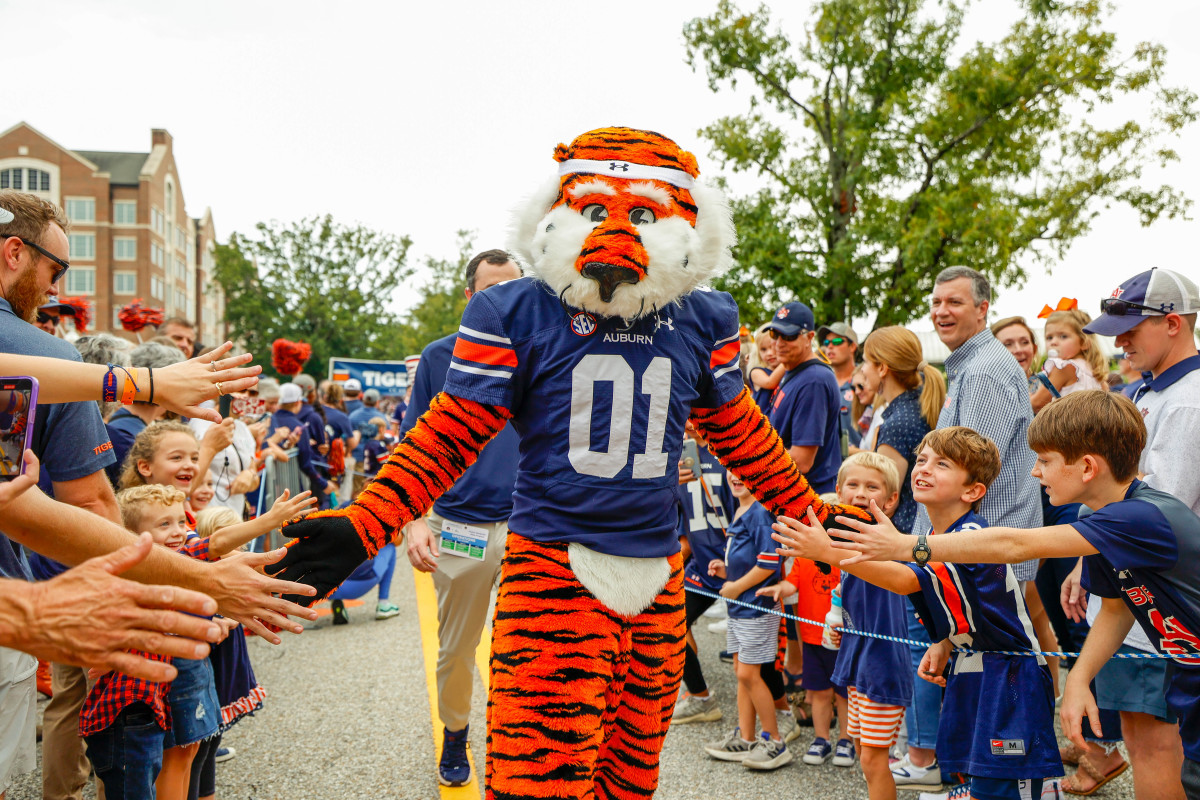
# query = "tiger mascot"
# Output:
<box><xmin>271</xmin><ymin>127</ymin><xmax>871</xmax><ymax>799</ymax></box>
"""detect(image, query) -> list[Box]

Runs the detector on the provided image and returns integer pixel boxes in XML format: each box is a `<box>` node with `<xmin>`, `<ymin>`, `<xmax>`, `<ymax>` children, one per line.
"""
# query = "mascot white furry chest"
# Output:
<box><xmin>273</xmin><ymin>127</ymin><xmax>869</xmax><ymax>799</ymax></box>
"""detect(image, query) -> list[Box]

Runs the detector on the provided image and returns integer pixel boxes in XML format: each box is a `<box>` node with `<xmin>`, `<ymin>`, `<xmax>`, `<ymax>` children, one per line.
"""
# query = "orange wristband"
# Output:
<box><xmin>120</xmin><ymin>371</ymin><xmax>137</xmax><ymax>405</ymax></box>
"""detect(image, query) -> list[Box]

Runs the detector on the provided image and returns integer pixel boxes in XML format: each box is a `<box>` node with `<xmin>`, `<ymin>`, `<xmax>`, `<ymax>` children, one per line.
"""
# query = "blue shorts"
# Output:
<box><xmin>163</xmin><ymin>656</ymin><xmax>220</xmax><ymax>748</ymax></box>
<box><xmin>801</xmin><ymin>641</ymin><xmax>846</xmax><ymax>697</ymax></box>
<box><xmin>84</xmin><ymin>703</ymin><xmax>166</xmax><ymax>799</ymax></box>
<box><xmin>1095</xmin><ymin>644</ymin><xmax>1176</xmax><ymax>723</ymax></box>
<box><xmin>968</xmin><ymin>776</ymin><xmax>1044</xmax><ymax>800</ymax></box>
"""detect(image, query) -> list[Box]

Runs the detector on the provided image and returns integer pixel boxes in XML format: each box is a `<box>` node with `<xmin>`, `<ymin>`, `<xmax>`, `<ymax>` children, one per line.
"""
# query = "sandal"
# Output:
<box><xmin>1059</xmin><ymin>742</ymin><xmax>1086</xmax><ymax>766</ymax></box>
<box><xmin>1061</xmin><ymin>754</ymin><xmax>1129</xmax><ymax>796</ymax></box>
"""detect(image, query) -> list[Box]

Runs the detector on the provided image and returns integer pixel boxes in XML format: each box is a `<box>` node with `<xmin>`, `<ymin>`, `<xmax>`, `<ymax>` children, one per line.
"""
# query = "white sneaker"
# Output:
<box><xmin>704</xmin><ymin>728</ymin><xmax>756</xmax><ymax>762</ymax></box>
<box><xmin>743</xmin><ymin>733</ymin><xmax>793</xmax><ymax>771</ymax></box>
<box><xmin>703</xmin><ymin>602</ymin><xmax>728</xmax><ymax>619</ymax></box>
<box><xmin>672</xmin><ymin>693</ymin><xmax>723</xmax><ymax>724</ymax></box>
<box><xmin>892</xmin><ymin>754</ymin><xmax>943</xmax><ymax>789</ymax></box>
<box><xmin>707</xmin><ymin>618</ymin><xmax>728</xmax><ymax>633</ymax></box>
<box><xmin>776</xmin><ymin>709</ymin><xmax>800</xmax><ymax>743</ymax></box>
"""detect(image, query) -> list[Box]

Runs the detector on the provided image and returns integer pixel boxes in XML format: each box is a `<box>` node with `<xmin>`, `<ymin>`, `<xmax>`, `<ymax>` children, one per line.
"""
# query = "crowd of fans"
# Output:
<box><xmin>2</xmin><ymin>183</ymin><xmax>1200</xmax><ymax>800</ymax></box>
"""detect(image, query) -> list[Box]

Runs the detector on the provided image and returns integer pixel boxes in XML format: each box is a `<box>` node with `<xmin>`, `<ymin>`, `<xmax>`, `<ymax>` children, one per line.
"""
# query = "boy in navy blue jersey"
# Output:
<box><xmin>703</xmin><ymin>473</ymin><xmax>792</xmax><ymax>770</ymax></box>
<box><xmin>827</xmin><ymin>390</ymin><xmax>1200</xmax><ymax>799</ymax></box>
<box><xmin>774</xmin><ymin>427</ymin><xmax>1062</xmax><ymax>800</ymax></box>
<box><xmin>674</xmin><ymin>426</ymin><xmax>735</xmax><ymax>725</ymax></box>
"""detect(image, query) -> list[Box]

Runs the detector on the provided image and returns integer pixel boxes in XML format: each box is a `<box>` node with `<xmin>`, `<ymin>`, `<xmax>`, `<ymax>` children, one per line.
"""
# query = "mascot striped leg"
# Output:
<box><xmin>486</xmin><ymin>535</ymin><xmax>685</xmax><ymax>800</ymax></box>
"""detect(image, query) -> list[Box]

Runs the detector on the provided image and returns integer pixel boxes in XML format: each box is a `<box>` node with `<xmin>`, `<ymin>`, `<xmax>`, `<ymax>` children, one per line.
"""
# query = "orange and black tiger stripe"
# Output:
<box><xmin>307</xmin><ymin>392</ymin><xmax>510</xmax><ymax>555</ymax></box>
<box><xmin>690</xmin><ymin>387</ymin><xmax>873</xmax><ymax>532</ymax></box>
<box><xmin>486</xmin><ymin>534</ymin><xmax>685</xmax><ymax>800</ymax></box>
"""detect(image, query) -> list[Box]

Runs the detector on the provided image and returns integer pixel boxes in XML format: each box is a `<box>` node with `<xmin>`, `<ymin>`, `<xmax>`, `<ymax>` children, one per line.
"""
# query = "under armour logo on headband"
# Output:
<box><xmin>609</xmin><ymin>162</ymin><xmax>630</xmax><ymax>172</ymax></box>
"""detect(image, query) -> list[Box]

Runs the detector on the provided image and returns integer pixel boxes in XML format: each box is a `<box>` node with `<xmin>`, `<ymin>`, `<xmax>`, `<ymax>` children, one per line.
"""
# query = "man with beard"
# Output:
<box><xmin>0</xmin><ymin>190</ymin><xmax>121</xmax><ymax>800</ymax></box>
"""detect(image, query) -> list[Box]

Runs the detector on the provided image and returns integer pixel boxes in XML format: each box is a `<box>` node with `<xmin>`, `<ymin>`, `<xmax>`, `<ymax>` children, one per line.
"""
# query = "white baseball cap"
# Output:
<box><xmin>342</xmin><ymin>378</ymin><xmax>362</xmax><ymax>392</ymax></box>
<box><xmin>279</xmin><ymin>383</ymin><xmax>304</xmax><ymax>404</ymax></box>
<box><xmin>0</xmin><ymin>206</ymin><xmax>12</xmax><ymax>224</ymax></box>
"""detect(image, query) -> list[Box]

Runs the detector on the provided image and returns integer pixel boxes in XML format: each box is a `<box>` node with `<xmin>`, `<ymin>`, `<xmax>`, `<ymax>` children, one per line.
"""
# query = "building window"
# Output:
<box><xmin>151</xmin><ymin>207</ymin><xmax>163</xmax><ymax>234</ymax></box>
<box><xmin>66</xmin><ymin>197</ymin><xmax>95</xmax><ymax>223</ymax></box>
<box><xmin>114</xmin><ymin>238</ymin><xmax>137</xmax><ymax>261</ymax></box>
<box><xmin>175</xmin><ymin>256</ymin><xmax>186</xmax><ymax>280</ymax></box>
<box><xmin>151</xmin><ymin>276</ymin><xmax>164</xmax><ymax>299</ymax></box>
<box><xmin>114</xmin><ymin>271</ymin><xmax>137</xmax><ymax>295</ymax></box>
<box><xmin>175</xmin><ymin>289</ymin><xmax>187</xmax><ymax>309</ymax></box>
<box><xmin>114</xmin><ymin>201</ymin><xmax>137</xmax><ymax>225</ymax></box>
<box><xmin>69</xmin><ymin>233</ymin><xmax>95</xmax><ymax>261</ymax></box>
<box><xmin>113</xmin><ymin>307</ymin><xmax>124</xmax><ymax>329</ymax></box>
<box><xmin>175</xmin><ymin>226</ymin><xmax>186</xmax><ymax>250</ymax></box>
<box><xmin>151</xmin><ymin>243</ymin><xmax>162</xmax><ymax>266</ymax></box>
<box><xmin>65</xmin><ymin>267</ymin><xmax>95</xmax><ymax>295</ymax></box>
<box><xmin>0</xmin><ymin>169</ymin><xmax>22</xmax><ymax>190</ymax></box>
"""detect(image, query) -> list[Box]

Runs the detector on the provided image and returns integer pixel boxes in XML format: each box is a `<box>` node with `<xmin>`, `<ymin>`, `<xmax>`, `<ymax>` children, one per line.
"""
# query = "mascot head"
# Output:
<box><xmin>511</xmin><ymin>127</ymin><xmax>736</xmax><ymax>321</ymax></box>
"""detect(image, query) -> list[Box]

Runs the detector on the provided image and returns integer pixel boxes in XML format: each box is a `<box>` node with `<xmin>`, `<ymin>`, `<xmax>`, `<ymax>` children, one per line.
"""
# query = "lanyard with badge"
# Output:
<box><xmin>439</xmin><ymin>519</ymin><xmax>489</xmax><ymax>561</ymax></box>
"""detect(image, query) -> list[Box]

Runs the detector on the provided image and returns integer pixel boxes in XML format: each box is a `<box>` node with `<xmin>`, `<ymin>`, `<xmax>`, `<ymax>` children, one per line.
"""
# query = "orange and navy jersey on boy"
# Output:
<box><xmin>905</xmin><ymin>510</ymin><xmax>1061</xmax><ymax>780</ymax></box>
<box><xmin>722</xmin><ymin>502</ymin><xmax>782</xmax><ymax>618</ymax></box>
<box><xmin>443</xmin><ymin>276</ymin><xmax>744</xmax><ymax>558</ymax></box>
<box><xmin>1077</xmin><ymin>480</ymin><xmax>1200</xmax><ymax>760</ymax></box>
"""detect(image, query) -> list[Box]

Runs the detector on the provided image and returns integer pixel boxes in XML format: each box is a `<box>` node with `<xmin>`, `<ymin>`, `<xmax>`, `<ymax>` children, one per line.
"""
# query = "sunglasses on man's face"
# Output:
<box><xmin>36</xmin><ymin>312</ymin><xmax>53</xmax><ymax>325</ymax></box>
<box><xmin>768</xmin><ymin>329</ymin><xmax>800</xmax><ymax>342</ymax></box>
<box><xmin>822</xmin><ymin>337</ymin><xmax>847</xmax><ymax>347</ymax></box>
<box><xmin>6</xmin><ymin>236</ymin><xmax>70</xmax><ymax>284</ymax></box>
<box><xmin>1101</xmin><ymin>297</ymin><xmax>1165</xmax><ymax>317</ymax></box>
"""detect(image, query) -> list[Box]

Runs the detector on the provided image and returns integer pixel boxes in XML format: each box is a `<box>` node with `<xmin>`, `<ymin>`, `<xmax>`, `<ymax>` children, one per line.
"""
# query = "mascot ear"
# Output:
<box><xmin>678</xmin><ymin>149</ymin><xmax>700</xmax><ymax>178</ymax></box>
<box><xmin>553</xmin><ymin>143</ymin><xmax>570</xmax><ymax>163</ymax></box>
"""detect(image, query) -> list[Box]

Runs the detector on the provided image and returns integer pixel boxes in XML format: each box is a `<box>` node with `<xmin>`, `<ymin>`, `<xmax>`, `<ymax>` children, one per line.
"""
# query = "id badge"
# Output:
<box><xmin>440</xmin><ymin>520</ymin><xmax>488</xmax><ymax>561</ymax></box>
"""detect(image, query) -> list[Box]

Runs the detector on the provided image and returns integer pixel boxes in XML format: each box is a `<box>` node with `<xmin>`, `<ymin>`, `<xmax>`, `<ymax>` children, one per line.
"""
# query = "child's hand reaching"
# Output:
<box><xmin>918</xmin><ymin>640</ymin><xmax>952</xmax><ymax>687</ymax></box>
<box><xmin>707</xmin><ymin>559</ymin><xmax>726</xmax><ymax>579</ymax></box>
<box><xmin>829</xmin><ymin>500</ymin><xmax>906</xmax><ymax>565</ymax></box>
<box><xmin>719</xmin><ymin>581</ymin><xmax>738</xmax><ymax>600</ymax></box>
<box><xmin>755</xmin><ymin>582</ymin><xmax>797</xmax><ymax>603</ymax></box>
<box><xmin>771</xmin><ymin>507</ymin><xmax>835</xmax><ymax>561</ymax></box>
<box><xmin>213</xmin><ymin>616</ymin><xmax>240</xmax><ymax>644</ymax></box>
<box><xmin>264</xmin><ymin>489</ymin><xmax>317</xmax><ymax>527</ymax></box>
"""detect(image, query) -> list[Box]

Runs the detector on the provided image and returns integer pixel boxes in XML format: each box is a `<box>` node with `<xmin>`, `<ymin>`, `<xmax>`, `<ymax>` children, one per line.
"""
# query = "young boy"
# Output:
<box><xmin>774</xmin><ymin>427</ymin><xmax>1062</xmax><ymax>800</ymax></box>
<box><xmin>703</xmin><ymin>472</ymin><xmax>792</xmax><ymax>770</ymax></box>
<box><xmin>825</xmin><ymin>390</ymin><xmax>1200</xmax><ymax>798</ymax></box>
<box><xmin>362</xmin><ymin>417</ymin><xmax>391</xmax><ymax>478</ymax></box>
<box><xmin>763</xmin><ymin>451</ymin><xmax>909</xmax><ymax>797</ymax></box>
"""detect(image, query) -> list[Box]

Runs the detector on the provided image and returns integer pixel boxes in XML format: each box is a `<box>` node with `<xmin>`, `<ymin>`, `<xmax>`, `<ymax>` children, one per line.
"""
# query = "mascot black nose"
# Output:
<box><xmin>581</xmin><ymin>262</ymin><xmax>640</xmax><ymax>303</ymax></box>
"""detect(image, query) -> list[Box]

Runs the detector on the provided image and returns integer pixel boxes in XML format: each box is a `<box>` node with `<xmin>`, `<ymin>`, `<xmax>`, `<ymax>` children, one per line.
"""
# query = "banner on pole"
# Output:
<box><xmin>328</xmin><ymin>357</ymin><xmax>409</xmax><ymax>394</ymax></box>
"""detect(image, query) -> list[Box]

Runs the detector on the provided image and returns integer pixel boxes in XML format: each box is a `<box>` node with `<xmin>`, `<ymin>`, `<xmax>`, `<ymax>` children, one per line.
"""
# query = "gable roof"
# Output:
<box><xmin>72</xmin><ymin>150</ymin><xmax>148</xmax><ymax>186</ymax></box>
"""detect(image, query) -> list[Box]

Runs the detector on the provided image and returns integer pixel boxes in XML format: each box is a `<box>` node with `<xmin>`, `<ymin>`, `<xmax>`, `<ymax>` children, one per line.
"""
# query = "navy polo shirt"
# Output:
<box><xmin>769</xmin><ymin>358</ymin><xmax>842</xmax><ymax>494</ymax></box>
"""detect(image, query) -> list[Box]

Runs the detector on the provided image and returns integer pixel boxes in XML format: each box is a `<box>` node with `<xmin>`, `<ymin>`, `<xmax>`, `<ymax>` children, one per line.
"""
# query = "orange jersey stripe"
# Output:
<box><xmin>452</xmin><ymin>337</ymin><xmax>517</xmax><ymax>368</ymax></box>
<box><xmin>710</xmin><ymin>340</ymin><xmax>740</xmax><ymax>370</ymax></box>
<box><xmin>930</xmin><ymin>562</ymin><xmax>971</xmax><ymax>635</ymax></box>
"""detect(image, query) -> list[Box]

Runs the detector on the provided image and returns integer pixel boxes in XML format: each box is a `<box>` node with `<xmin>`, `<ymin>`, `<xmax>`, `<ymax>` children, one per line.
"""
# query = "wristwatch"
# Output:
<box><xmin>912</xmin><ymin>533</ymin><xmax>932</xmax><ymax>567</ymax></box>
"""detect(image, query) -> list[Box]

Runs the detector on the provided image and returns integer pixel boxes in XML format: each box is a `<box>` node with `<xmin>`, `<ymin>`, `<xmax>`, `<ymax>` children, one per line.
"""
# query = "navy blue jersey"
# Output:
<box><xmin>441</xmin><ymin>278</ymin><xmax>745</xmax><ymax>558</ymax></box>
<box><xmin>749</xmin><ymin>367</ymin><xmax>774</xmax><ymax>415</ymax></box>
<box><xmin>723</xmin><ymin>502</ymin><xmax>782</xmax><ymax>618</ymax></box>
<box><xmin>906</xmin><ymin>511</ymin><xmax>1060</xmax><ymax>780</ymax></box>
<box><xmin>768</xmin><ymin>360</ymin><xmax>842</xmax><ymax>493</ymax></box>
<box><xmin>832</xmin><ymin>574</ymin><xmax>913</xmax><ymax>706</ymax></box>
<box><xmin>680</xmin><ymin>442</ymin><xmax>735</xmax><ymax>592</ymax></box>
<box><xmin>401</xmin><ymin>331</ymin><xmax>519</xmax><ymax>525</ymax></box>
<box><xmin>1077</xmin><ymin>480</ymin><xmax>1200</xmax><ymax>760</ymax></box>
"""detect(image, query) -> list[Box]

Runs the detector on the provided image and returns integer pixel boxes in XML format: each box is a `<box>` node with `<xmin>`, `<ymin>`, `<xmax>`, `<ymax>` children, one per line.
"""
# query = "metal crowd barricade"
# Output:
<box><xmin>254</xmin><ymin>448</ymin><xmax>303</xmax><ymax>551</ymax></box>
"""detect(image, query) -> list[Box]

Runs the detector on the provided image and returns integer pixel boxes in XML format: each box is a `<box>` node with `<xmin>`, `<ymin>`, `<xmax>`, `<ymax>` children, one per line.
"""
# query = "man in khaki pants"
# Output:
<box><xmin>400</xmin><ymin>250</ymin><xmax>521</xmax><ymax>788</ymax></box>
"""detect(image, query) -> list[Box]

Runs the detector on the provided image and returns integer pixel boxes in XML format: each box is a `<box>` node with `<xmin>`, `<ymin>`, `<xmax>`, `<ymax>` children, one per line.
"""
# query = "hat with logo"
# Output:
<box><xmin>342</xmin><ymin>378</ymin><xmax>362</xmax><ymax>393</ymax></box>
<box><xmin>764</xmin><ymin>302</ymin><xmax>816</xmax><ymax>337</ymax></box>
<box><xmin>816</xmin><ymin>321</ymin><xmax>857</xmax><ymax>345</ymax></box>
<box><xmin>1083</xmin><ymin>267</ymin><xmax>1200</xmax><ymax>336</ymax></box>
<box><xmin>279</xmin><ymin>382</ymin><xmax>304</xmax><ymax>404</ymax></box>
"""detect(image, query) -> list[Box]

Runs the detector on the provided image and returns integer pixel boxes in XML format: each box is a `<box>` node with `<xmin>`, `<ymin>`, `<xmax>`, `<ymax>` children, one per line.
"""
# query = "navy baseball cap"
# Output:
<box><xmin>764</xmin><ymin>302</ymin><xmax>816</xmax><ymax>337</ymax></box>
<box><xmin>37</xmin><ymin>299</ymin><xmax>76</xmax><ymax>316</ymax></box>
<box><xmin>1084</xmin><ymin>268</ymin><xmax>1200</xmax><ymax>336</ymax></box>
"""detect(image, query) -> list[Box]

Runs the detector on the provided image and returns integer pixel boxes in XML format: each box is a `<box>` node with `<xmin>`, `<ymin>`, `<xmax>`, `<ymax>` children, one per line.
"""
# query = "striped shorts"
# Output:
<box><xmin>726</xmin><ymin>611</ymin><xmax>782</xmax><ymax>665</ymax></box>
<box><xmin>846</xmin><ymin>686</ymin><xmax>905</xmax><ymax>748</ymax></box>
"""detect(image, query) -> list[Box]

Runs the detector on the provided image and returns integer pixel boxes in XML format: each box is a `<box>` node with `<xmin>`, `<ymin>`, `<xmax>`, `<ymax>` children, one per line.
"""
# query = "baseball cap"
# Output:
<box><xmin>817</xmin><ymin>321</ymin><xmax>857</xmax><ymax>345</ymax></box>
<box><xmin>0</xmin><ymin>206</ymin><xmax>12</xmax><ymax>225</ymax></box>
<box><xmin>1083</xmin><ymin>268</ymin><xmax>1200</xmax><ymax>337</ymax></box>
<box><xmin>342</xmin><ymin>378</ymin><xmax>362</xmax><ymax>393</ymax></box>
<box><xmin>279</xmin><ymin>383</ymin><xmax>304</xmax><ymax>404</ymax></box>
<box><xmin>363</xmin><ymin>388</ymin><xmax>381</xmax><ymax>403</ymax></box>
<box><xmin>292</xmin><ymin>373</ymin><xmax>316</xmax><ymax>391</ymax></box>
<box><xmin>37</xmin><ymin>299</ymin><xmax>77</xmax><ymax>316</ymax></box>
<box><xmin>764</xmin><ymin>302</ymin><xmax>816</xmax><ymax>337</ymax></box>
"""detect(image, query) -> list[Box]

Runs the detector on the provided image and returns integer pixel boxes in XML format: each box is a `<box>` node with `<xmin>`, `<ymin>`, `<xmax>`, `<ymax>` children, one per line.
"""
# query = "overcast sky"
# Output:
<box><xmin>5</xmin><ymin>0</ymin><xmax>1196</xmax><ymax>332</ymax></box>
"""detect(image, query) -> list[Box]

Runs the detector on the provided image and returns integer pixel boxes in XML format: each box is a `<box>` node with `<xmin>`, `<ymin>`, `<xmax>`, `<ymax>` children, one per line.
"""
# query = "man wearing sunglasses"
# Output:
<box><xmin>817</xmin><ymin>321</ymin><xmax>860</xmax><ymax>449</ymax></box>
<box><xmin>1084</xmin><ymin>267</ymin><xmax>1200</xmax><ymax>517</ymax></box>
<box><xmin>34</xmin><ymin>299</ymin><xmax>76</xmax><ymax>337</ymax></box>
<box><xmin>764</xmin><ymin>301</ymin><xmax>842</xmax><ymax>494</ymax></box>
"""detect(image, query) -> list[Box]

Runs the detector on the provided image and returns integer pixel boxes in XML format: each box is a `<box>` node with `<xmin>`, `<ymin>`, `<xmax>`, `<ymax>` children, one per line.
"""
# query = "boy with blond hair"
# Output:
<box><xmin>774</xmin><ymin>427</ymin><xmax>1062</xmax><ymax>799</ymax></box>
<box><xmin>826</xmin><ymin>391</ymin><xmax>1200</xmax><ymax>798</ymax></box>
<box><xmin>764</xmin><ymin>451</ymin><xmax>910</xmax><ymax>797</ymax></box>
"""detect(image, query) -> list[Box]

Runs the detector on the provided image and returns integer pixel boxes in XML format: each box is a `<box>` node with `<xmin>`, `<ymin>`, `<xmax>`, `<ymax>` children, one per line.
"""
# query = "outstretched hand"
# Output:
<box><xmin>828</xmin><ymin>500</ymin><xmax>907</xmax><ymax>566</ymax></box>
<box><xmin>772</xmin><ymin>507</ymin><xmax>837</xmax><ymax>562</ymax></box>
<box><xmin>156</xmin><ymin>342</ymin><xmax>262</xmax><ymax>423</ymax></box>
<box><xmin>204</xmin><ymin>549</ymin><xmax>319</xmax><ymax>643</ymax></box>
<box><xmin>263</xmin><ymin>512</ymin><xmax>373</xmax><ymax>605</ymax></box>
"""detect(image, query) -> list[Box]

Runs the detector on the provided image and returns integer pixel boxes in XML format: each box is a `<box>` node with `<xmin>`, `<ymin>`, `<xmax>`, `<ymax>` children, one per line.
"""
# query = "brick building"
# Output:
<box><xmin>0</xmin><ymin>122</ymin><xmax>226</xmax><ymax>345</ymax></box>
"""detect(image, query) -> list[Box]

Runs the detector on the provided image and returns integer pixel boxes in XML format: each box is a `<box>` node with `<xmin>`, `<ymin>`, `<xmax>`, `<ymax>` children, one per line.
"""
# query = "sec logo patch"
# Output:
<box><xmin>571</xmin><ymin>312</ymin><xmax>597</xmax><ymax>337</ymax></box>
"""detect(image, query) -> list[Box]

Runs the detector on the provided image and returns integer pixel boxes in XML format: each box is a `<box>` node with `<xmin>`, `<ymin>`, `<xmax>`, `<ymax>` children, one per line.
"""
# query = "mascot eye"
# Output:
<box><xmin>581</xmin><ymin>204</ymin><xmax>609</xmax><ymax>224</ymax></box>
<box><xmin>630</xmin><ymin>207</ymin><xmax>657</xmax><ymax>225</ymax></box>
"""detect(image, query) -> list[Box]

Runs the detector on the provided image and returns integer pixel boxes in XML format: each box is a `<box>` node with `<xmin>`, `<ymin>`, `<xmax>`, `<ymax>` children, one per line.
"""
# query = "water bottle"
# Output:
<box><xmin>822</xmin><ymin>586</ymin><xmax>843</xmax><ymax>651</ymax></box>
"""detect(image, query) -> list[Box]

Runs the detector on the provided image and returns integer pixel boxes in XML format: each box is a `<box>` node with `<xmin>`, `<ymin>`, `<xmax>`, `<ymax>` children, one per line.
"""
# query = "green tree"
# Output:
<box><xmin>392</xmin><ymin>231</ymin><xmax>476</xmax><ymax>356</ymax></box>
<box><xmin>684</xmin><ymin>0</ymin><xmax>1195</xmax><ymax>327</ymax></box>
<box><xmin>213</xmin><ymin>215</ymin><xmax>413</xmax><ymax>379</ymax></box>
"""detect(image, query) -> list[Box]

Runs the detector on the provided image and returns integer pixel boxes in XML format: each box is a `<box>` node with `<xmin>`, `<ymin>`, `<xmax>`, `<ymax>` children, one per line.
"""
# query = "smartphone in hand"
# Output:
<box><xmin>0</xmin><ymin>377</ymin><xmax>38</xmax><ymax>480</ymax></box>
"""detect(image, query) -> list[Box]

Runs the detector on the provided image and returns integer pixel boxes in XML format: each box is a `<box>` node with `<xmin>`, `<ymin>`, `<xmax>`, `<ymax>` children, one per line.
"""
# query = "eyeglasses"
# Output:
<box><xmin>1101</xmin><ymin>297</ymin><xmax>1166</xmax><ymax>317</ymax></box>
<box><xmin>5</xmin><ymin>236</ymin><xmax>70</xmax><ymax>284</ymax></box>
<box><xmin>822</xmin><ymin>337</ymin><xmax>847</xmax><ymax>347</ymax></box>
<box><xmin>768</xmin><ymin>329</ymin><xmax>800</xmax><ymax>342</ymax></box>
<box><xmin>852</xmin><ymin>383</ymin><xmax>866</xmax><ymax>391</ymax></box>
<box><xmin>35</xmin><ymin>312</ymin><xmax>53</xmax><ymax>325</ymax></box>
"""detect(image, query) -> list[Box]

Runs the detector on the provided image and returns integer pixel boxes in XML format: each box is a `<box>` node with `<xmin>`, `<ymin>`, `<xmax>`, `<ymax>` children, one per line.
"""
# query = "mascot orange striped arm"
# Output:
<box><xmin>270</xmin><ymin>127</ymin><xmax>872</xmax><ymax>799</ymax></box>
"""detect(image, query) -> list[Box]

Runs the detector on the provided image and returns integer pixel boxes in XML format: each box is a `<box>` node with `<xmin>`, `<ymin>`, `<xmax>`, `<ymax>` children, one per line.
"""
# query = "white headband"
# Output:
<box><xmin>557</xmin><ymin>159</ymin><xmax>695</xmax><ymax>190</ymax></box>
